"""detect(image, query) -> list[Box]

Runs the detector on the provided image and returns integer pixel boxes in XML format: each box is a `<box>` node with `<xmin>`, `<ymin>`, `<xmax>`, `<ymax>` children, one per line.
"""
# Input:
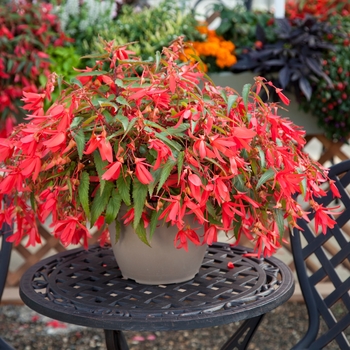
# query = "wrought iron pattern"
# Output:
<box><xmin>291</xmin><ymin>159</ymin><xmax>350</xmax><ymax>349</ymax></box>
<box><xmin>20</xmin><ymin>242</ymin><xmax>294</xmax><ymax>331</ymax></box>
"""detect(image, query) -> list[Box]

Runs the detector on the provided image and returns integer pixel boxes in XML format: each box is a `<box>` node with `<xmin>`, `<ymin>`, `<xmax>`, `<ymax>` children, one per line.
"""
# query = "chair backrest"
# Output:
<box><xmin>290</xmin><ymin>159</ymin><xmax>350</xmax><ymax>350</ymax></box>
<box><xmin>0</xmin><ymin>222</ymin><xmax>12</xmax><ymax>302</ymax></box>
<box><xmin>0</xmin><ymin>222</ymin><xmax>15</xmax><ymax>349</ymax></box>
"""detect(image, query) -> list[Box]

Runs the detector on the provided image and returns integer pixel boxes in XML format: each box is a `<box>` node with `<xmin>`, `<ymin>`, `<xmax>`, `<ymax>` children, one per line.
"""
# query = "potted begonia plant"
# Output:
<box><xmin>0</xmin><ymin>37</ymin><xmax>339</xmax><ymax>284</ymax></box>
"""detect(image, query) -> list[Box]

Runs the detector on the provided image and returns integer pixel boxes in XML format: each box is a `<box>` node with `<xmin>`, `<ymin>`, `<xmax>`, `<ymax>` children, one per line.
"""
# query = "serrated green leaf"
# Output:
<box><xmin>256</xmin><ymin>168</ymin><xmax>275</xmax><ymax>189</ymax></box>
<box><xmin>90</xmin><ymin>181</ymin><xmax>114</xmax><ymax>226</ymax></box>
<box><xmin>257</xmin><ymin>146</ymin><xmax>266</xmax><ymax>169</ymax></box>
<box><xmin>157</xmin><ymin>158</ymin><xmax>177</xmax><ymax>193</ymax></box>
<box><xmin>275</xmin><ymin>209</ymin><xmax>285</xmax><ymax>241</ymax></box>
<box><xmin>73</xmin><ymin>129</ymin><xmax>85</xmax><ymax>160</ymax></box>
<box><xmin>105</xmin><ymin>191</ymin><xmax>122</xmax><ymax>224</ymax></box>
<box><xmin>227</xmin><ymin>94</ymin><xmax>238</xmax><ymax>115</ymax></box>
<box><xmin>177</xmin><ymin>151</ymin><xmax>184</xmax><ymax>184</ymax></box>
<box><xmin>117</xmin><ymin>174</ymin><xmax>131</xmax><ymax>206</ymax></box>
<box><xmin>115</xmin><ymin>79</ymin><xmax>124</xmax><ymax>87</ymax></box>
<box><xmin>242</xmin><ymin>84</ymin><xmax>251</xmax><ymax>110</ymax></box>
<box><xmin>93</xmin><ymin>151</ymin><xmax>108</xmax><ymax>194</ymax></box>
<box><xmin>152</xmin><ymin>130</ymin><xmax>182</xmax><ymax>152</ymax></box>
<box><xmin>113</xmin><ymin>220</ymin><xmax>121</xmax><ymax>243</ymax></box>
<box><xmin>220</xmin><ymin>89</ymin><xmax>228</xmax><ymax>103</ymax></box>
<box><xmin>206</xmin><ymin>200</ymin><xmax>217</xmax><ymax>218</ymax></box>
<box><xmin>122</xmin><ymin>117</ymin><xmax>137</xmax><ymax>140</ymax></box>
<box><xmin>116</xmin><ymin>113</ymin><xmax>129</xmax><ymax>131</ymax></box>
<box><xmin>134</xmin><ymin>221</ymin><xmax>150</xmax><ymax>246</ymax></box>
<box><xmin>77</xmin><ymin>70</ymin><xmax>108</xmax><ymax>76</ymax></box>
<box><xmin>78</xmin><ymin>171</ymin><xmax>90</xmax><ymax>220</ymax></box>
<box><xmin>165</xmin><ymin>123</ymin><xmax>190</xmax><ymax>136</ymax></box>
<box><xmin>30</xmin><ymin>191</ymin><xmax>36</xmax><ymax>211</ymax></box>
<box><xmin>149</xmin><ymin>209</ymin><xmax>162</xmax><ymax>241</ymax></box>
<box><xmin>233</xmin><ymin>174</ymin><xmax>248</xmax><ymax>192</ymax></box>
<box><xmin>102</xmin><ymin>110</ymin><xmax>114</xmax><ymax>124</ymax></box>
<box><xmin>70</xmin><ymin>116</ymin><xmax>83</xmax><ymax>129</ymax></box>
<box><xmin>148</xmin><ymin>168</ymin><xmax>162</xmax><ymax>197</ymax></box>
<box><xmin>155</xmin><ymin>51</ymin><xmax>161</xmax><ymax>72</ymax></box>
<box><xmin>132</xmin><ymin>178</ymin><xmax>148</xmax><ymax>228</ymax></box>
<box><xmin>70</xmin><ymin>77</ymin><xmax>83</xmax><ymax>88</ymax></box>
<box><xmin>116</xmin><ymin>95</ymin><xmax>130</xmax><ymax>107</ymax></box>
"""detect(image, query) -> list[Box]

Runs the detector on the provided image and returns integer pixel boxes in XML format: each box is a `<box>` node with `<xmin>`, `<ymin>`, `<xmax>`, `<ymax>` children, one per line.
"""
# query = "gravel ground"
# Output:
<box><xmin>0</xmin><ymin>301</ymin><xmax>342</xmax><ymax>350</ymax></box>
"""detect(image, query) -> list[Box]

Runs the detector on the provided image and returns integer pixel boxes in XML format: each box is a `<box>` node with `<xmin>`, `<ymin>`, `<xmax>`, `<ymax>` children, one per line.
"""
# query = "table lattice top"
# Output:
<box><xmin>20</xmin><ymin>243</ymin><xmax>294</xmax><ymax>331</ymax></box>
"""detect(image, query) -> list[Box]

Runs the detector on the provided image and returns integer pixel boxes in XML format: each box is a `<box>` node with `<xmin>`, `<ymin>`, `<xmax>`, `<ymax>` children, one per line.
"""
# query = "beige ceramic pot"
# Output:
<box><xmin>109</xmin><ymin>216</ymin><xmax>207</xmax><ymax>285</ymax></box>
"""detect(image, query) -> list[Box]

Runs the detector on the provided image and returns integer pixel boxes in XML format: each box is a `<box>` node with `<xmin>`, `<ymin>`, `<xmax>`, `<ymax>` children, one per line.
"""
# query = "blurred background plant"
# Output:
<box><xmin>299</xmin><ymin>14</ymin><xmax>350</xmax><ymax>141</ymax></box>
<box><xmin>180</xmin><ymin>23</ymin><xmax>236</xmax><ymax>72</ymax></box>
<box><xmin>231</xmin><ymin>15</ymin><xmax>335</xmax><ymax>101</ymax></box>
<box><xmin>91</xmin><ymin>0</ymin><xmax>203</xmax><ymax>62</ymax></box>
<box><xmin>54</xmin><ymin>0</ymin><xmax>118</xmax><ymax>61</ymax></box>
<box><xmin>286</xmin><ymin>0</ymin><xmax>350</xmax><ymax>20</ymax></box>
<box><xmin>213</xmin><ymin>4</ymin><xmax>277</xmax><ymax>55</ymax></box>
<box><xmin>0</xmin><ymin>0</ymin><xmax>71</xmax><ymax>136</ymax></box>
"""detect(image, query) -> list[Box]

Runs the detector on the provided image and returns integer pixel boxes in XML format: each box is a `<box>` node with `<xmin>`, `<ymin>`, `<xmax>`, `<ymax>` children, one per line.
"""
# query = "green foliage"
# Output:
<box><xmin>54</xmin><ymin>0</ymin><xmax>117</xmax><ymax>59</ymax></box>
<box><xmin>46</xmin><ymin>45</ymin><xmax>81</xmax><ymax>79</ymax></box>
<box><xmin>91</xmin><ymin>1</ymin><xmax>203</xmax><ymax>61</ymax></box>
<box><xmin>213</xmin><ymin>4</ymin><xmax>277</xmax><ymax>54</ymax></box>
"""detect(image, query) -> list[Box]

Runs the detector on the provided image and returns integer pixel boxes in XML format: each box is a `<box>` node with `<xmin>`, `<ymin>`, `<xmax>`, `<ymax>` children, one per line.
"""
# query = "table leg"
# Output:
<box><xmin>220</xmin><ymin>315</ymin><xmax>264</xmax><ymax>350</ymax></box>
<box><xmin>104</xmin><ymin>330</ymin><xmax>129</xmax><ymax>350</ymax></box>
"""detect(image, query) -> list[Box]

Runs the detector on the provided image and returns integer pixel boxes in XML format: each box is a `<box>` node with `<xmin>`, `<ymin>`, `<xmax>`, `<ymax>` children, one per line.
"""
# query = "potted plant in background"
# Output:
<box><xmin>0</xmin><ymin>0</ymin><xmax>72</xmax><ymax>137</ymax></box>
<box><xmin>0</xmin><ymin>37</ymin><xmax>339</xmax><ymax>285</ymax></box>
<box><xmin>192</xmin><ymin>0</ymin><xmax>350</xmax><ymax>140</ymax></box>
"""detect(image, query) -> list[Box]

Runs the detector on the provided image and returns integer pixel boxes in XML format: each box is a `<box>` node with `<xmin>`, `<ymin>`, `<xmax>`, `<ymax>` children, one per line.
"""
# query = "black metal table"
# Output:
<box><xmin>19</xmin><ymin>243</ymin><xmax>295</xmax><ymax>350</ymax></box>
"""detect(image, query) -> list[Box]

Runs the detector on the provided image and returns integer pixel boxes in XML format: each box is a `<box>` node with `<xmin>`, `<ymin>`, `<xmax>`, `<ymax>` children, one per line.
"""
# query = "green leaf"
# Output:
<box><xmin>242</xmin><ymin>84</ymin><xmax>251</xmax><ymax>110</ymax></box>
<box><xmin>93</xmin><ymin>151</ymin><xmax>108</xmax><ymax>194</ymax></box>
<box><xmin>148</xmin><ymin>168</ymin><xmax>162</xmax><ymax>197</ymax></box>
<box><xmin>132</xmin><ymin>178</ymin><xmax>148</xmax><ymax>228</ymax></box>
<box><xmin>206</xmin><ymin>200</ymin><xmax>217</xmax><ymax>219</ymax></box>
<box><xmin>155</xmin><ymin>51</ymin><xmax>161</xmax><ymax>72</ymax></box>
<box><xmin>297</xmin><ymin>167</ymin><xmax>307</xmax><ymax>197</ymax></box>
<box><xmin>116</xmin><ymin>95</ymin><xmax>130</xmax><ymax>107</ymax></box>
<box><xmin>90</xmin><ymin>181</ymin><xmax>114</xmax><ymax>226</ymax></box>
<box><xmin>116</xmin><ymin>113</ymin><xmax>129</xmax><ymax>131</ymax></box>
<box><xmin>220</xmin><ymin>89</ymin><xmax>228</xmax><ymax>103</ymax></box>
<box><xmin>134</xmin><ymin>221</ymin><xmax>150</xmax><ymax>246</ymax></box>
<box><xmin>233</xmin><ymin>174</ymin><xmax>248</xmax><ymax>192</ymax></box>
<box><xmin>117</xmin><ymin>174</ymin><xmax>131</xmax><ymax>206</ymax></box>
<box><xmin>275</xmin><ymin>209</ymin><xmax>285</xmax><ymax>241</ymax></box>
<box><xmin>115</xmin><ymin>79</ymin><xmax>124</xmax><ymax>87</ymax></box>
<box><xmin>148</xmin><ymin>129</ymin><xmax>182</xmax><ymax>152</ymax></box>
<box><xmin>227</xmin><ymin>94</ymin><xmax>238</xmax><ymax>115</ymax></box>
<box><xmin>70</xmin><ymin>77</ymin><xmax>83</xmax><ymax>88</ymax></box>
<box><xmin>149</xmin><ymin>209</ymin><xmax>162</xmax><ymax>241</ymax></box>
<box><xmin>157</xmin><ymin>158</ymin><xmax>177</xmax><ymax>193</ymax></box>
<box><xmin>177</xmin><ymin>151</ymin><xmax>184</xmax><ymax>184</ymax></box>
<box><xmin>164</xmin><ymin>123</ymin><xmax>190</xmax><ymax>136</ymax></box>
<box><xmin>105</xmin><ymin>191</ymin><xmax>122</xmax><ymax>224</ymax></box>
<box><xmin>70</xmin><ymin>116</ymin><xmax>83</xmax><ymax>129</ymax></box>
<box><xmin>73</xmin><ymin>129</ymin><xmax>85</xmax><ymax>160</ymax></box>
<box><xmin>113</xmin><ymin>220</ymin><xmax>121</xmax><ymax>243</ymax></box>
<box><xmin>122</xmin><ymin>117</ymin><xmax>137</xmax><ymax>140</ymax></box>
<box><xmin>78</xmin><ymin>171</ymin><xmax>90</xmax><ymax>220</ymax></box>
<box><xmin>257</xmin><ymin>146</ymin><xmax>266</xmax><ymax>169</ymax></box>
<box><xmin>77</xmin><ymin>70</ymin><xmax>108</xmax><ymax>77</ymax></box>
<box><xmin>256</xmin><ymin>168</ymin><xmax>275</xmax><ymax>189</ymax></box>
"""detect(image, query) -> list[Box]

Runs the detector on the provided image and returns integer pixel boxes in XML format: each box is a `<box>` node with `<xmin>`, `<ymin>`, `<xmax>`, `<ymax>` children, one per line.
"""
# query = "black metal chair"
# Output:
<box><xmin>0</xmin><ymin>222</ymin><xmax>15</xmax><ymax>350</ymax></box>
<box><xmin>290</xmin><ymin>159</ymin><xmax>350</xmax><ymax>349</ymax></box>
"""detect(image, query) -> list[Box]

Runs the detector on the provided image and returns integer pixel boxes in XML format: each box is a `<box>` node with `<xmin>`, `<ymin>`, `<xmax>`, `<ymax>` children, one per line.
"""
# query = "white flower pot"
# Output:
<box><xmin>109</xmin><ymin>216</ymin><xmax>207</xmax><ymax>285</ymax></box>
